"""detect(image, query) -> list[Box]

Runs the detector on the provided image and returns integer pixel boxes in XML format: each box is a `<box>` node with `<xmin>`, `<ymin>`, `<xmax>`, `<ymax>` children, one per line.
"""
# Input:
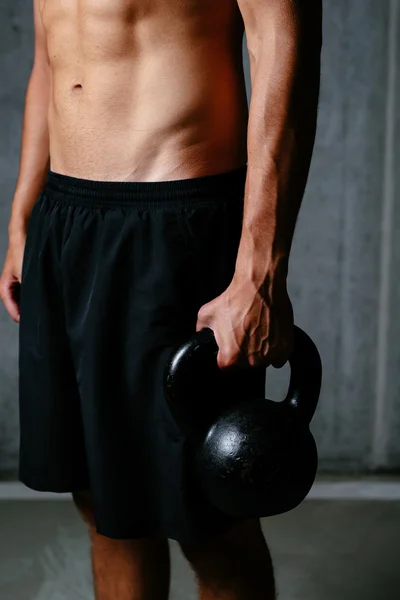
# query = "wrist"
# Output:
<box><xmin>233</xmin><ymin>255</ymin><xmax>289</xmax><ymax>291</ymax></box>
<box><xmin>234</xmin><ymin>236</ymin><xmax>289</xmax><ymax>286</ymax></box>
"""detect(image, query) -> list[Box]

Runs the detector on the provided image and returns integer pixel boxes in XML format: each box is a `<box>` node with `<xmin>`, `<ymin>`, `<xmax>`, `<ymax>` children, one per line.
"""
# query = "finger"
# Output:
<box><xmin>271</xmin><ymin>325</ymin><xmax>295</xmax><ymax>369</ymax></box>
<box><xmin>214</xmin><ymin>326</ymin><xmax>234</xmax><ymax>369</ymax></box>
<box><xmin>1</xmin><ymin>284</ymin><xmax>20</xmax><ymax>322</ymax></box>
<box><xmin>248</xmin><ymin>353</ymin><xmax>265</xmax><ymax>368</ymax></box>
<box><xmin>270</xmin><ymin>341</ymin><xmax>292</xmax><ymax>369</ymax></box>
<box><xmin>216</xmin><ymin>344</ymin><xmax>244</xmax><ymax>370</ymax></box>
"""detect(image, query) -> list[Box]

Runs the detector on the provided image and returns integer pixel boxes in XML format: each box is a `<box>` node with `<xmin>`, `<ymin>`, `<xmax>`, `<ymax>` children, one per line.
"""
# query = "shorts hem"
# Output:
<box><xmin>95</xmin><ymin>520</ymin><xmax>233</xmax><ymax>545</ymax></box>
<box><xmin>19</xmin><ymin>473</ymin><xmax>89</xmax><ymax>494</ymax></box>
<box><xmin>19</xmin><ymin>476</ymin><xmax>237</xmax><ymax>544</ymax></box>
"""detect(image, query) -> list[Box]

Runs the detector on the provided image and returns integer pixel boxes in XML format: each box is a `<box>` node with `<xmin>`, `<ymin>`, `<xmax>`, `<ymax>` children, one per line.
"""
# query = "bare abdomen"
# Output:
<box><xmin>44</xmin><ymin>3</ymin><xmax>248</xmax><ymax>181</ymax></box>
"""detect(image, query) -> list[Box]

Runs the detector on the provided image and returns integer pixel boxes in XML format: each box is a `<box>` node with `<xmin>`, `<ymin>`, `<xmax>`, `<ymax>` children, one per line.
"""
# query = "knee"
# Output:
<box><xmin>72</xmin><ymin>489</ymin><xmax>97</xmax><ymax>530</ymax></box>
<box><xmin>179</xmin><ymin>519</ymin><xmax>275</xmax><ymax>596</ymax></box>
<box><xmin>180</xmin><ymin>518</ymin><xmax>265</xmax><ymax>567</ymax></box>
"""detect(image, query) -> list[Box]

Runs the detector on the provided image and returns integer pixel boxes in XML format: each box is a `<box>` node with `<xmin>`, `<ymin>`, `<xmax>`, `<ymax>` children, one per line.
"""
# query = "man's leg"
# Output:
<box><xmin>179</xmin><ymin>518</ymin><xmax>276</xmax><ymax>600</ymax></box>
<box><xmin>72</xmin><ymin>490</ymin><xmax>171</xmax><ymax>600</ymax></box>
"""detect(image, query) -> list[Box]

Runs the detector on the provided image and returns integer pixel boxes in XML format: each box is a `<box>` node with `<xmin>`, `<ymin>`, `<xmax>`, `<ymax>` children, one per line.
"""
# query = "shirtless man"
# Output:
<box><xmin>0</xmin><ymin>0</ymin><xmax>321</xmax><ymax>598</ymax></box>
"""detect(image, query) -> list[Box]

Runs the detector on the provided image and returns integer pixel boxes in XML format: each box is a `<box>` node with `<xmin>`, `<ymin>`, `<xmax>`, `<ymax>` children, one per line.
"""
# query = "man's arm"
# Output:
<box><xmin>196</xmin><ymin>0</ymin><xmax>322</xmax><ymax>368</ymax></box>
<box><xmin>10</xmin><ymin>0</ymin><xmax>50</xmax><ymax>235</ymax></box>
<box><xmin>234</xmin><ymin>0</ymin><xmax>322</xmax><ymax>284</ymax></box>
<box><xmin>0</xmin><ymin>0</ymin><xmax>50</xmax><ymax>322</ymax></box>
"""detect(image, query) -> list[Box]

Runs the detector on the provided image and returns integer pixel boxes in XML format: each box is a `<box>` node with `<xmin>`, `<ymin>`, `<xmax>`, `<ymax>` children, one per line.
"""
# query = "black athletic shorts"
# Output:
<box><xmin>18</xmin><ymin>166</ymin><xmax>266</xmax><ymax>544</ymax></box>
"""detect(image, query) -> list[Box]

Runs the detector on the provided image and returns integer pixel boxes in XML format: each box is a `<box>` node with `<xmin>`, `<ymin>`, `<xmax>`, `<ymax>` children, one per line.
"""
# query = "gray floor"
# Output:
<box><xmin>0</xmin><ymin>499</ymin><xmax>399</xmax><ymax>600</ymax></box>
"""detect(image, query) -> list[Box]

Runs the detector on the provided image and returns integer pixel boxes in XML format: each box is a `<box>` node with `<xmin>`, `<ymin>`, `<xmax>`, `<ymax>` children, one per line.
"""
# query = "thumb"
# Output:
<box><xmin>195</xmin><ymin>303</ymin><xmax>213</xmax><ymax>333</ymax></box>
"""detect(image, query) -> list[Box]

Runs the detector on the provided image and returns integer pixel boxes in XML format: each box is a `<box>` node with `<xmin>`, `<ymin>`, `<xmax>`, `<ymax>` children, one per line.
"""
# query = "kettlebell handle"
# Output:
<box><xmin>284</xmin><ymin>325</ymin><xmax>322</xmax><ymax>422</ymax></box>
<box><xmin>196</xmin><ymin>325</ymin><xmax>322</xmax><ymax>423</ymax></box>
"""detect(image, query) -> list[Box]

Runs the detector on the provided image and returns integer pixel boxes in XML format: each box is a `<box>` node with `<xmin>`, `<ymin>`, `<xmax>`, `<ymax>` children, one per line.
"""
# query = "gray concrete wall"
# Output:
<box><xmin>0</xmin><ymin>1</ymin><xmax>35</xmax><ymax>476</ymax></box>
<box><xmin>0</xmin><ymin>0</ymin><xmax>399</xmax><ymax>477</ymax></box>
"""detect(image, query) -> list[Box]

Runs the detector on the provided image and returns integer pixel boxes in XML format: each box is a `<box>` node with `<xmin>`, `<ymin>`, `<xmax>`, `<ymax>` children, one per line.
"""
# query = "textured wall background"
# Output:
<box><xmin>0</xmin><ymin>0</ymin><xmax>399</xmax><ymax>477</ymax></box>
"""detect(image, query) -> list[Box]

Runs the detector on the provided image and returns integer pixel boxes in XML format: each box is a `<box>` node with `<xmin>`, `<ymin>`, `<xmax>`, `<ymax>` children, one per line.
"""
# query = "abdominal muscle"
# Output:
<box><xmin>41</xmin><ymin>0</ymin><xmax>250</xmax><ymax>181</ymax></box>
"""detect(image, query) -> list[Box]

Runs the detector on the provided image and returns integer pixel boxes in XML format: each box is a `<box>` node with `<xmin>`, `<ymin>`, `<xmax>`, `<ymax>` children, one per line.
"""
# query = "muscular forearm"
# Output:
<box><xmin>234</xmin><ymin>0</ymin><xmax>322</xmax><ymax>285</ymax></box>
<box><xmin>9</xmin><ymin>62</ymin><xmax>50</xmax><ymax>237</ymax></box>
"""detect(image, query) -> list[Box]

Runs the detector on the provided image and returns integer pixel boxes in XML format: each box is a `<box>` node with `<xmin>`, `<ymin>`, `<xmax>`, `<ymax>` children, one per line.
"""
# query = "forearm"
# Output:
<box><xmin>9</xmin><ymin>62</ymin><xmax>50</xmax><ymax>237</ymax></box>
<box><xmin>235</xmin><ymin>0</ymin><xmax>322</xmax><ymax>285</ymax></box>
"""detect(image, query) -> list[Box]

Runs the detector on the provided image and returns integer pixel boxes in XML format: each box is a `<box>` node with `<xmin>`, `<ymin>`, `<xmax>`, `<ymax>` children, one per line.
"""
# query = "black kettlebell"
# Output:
<box><xmin>163</xmin><ymin>325</ymin><xmax>322</xmax><ymax>518</ymax></box>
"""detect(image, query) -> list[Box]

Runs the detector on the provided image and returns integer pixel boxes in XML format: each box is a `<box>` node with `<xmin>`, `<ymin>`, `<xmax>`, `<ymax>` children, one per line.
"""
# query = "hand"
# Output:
<box><xmin>196</xmin><ymin>273</ymin><xmax>294</xmax><ymax>370</ymax></box>
<box><xmin>0</xmin><ymin>234</ymin><xmax>26</xmax><ymax>323</ymax></box>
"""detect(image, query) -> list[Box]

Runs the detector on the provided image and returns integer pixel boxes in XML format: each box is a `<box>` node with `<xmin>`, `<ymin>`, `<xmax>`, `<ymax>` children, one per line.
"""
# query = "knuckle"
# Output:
<box><xmin>197</xmin><ymin>306</ymin><xmax>209</xmax><ymax>322</ymax></box>
<box><xmin>218</xmin><ymin>351</ymin><xmax>239</xmax><ymax>369</ymax></box>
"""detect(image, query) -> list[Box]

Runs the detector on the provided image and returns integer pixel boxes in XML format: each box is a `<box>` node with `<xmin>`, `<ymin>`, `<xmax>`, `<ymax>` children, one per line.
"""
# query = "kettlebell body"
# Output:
<box><xmin>164</xmin><ymin>326</ymin><xmax>322</xmax><ymax>518</ymax></box>
<box><xmin>196</xmin><ymin>398</ymin><xmax>318</xmax><ymax>517</ymax></box>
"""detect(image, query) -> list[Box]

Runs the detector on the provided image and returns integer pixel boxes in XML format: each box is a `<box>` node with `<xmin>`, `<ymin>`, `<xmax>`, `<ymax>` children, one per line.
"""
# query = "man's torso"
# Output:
<box><xmin>40</xmin><ymin>0</ymin><xmax>250</xmax><ymax>181</ymax></box>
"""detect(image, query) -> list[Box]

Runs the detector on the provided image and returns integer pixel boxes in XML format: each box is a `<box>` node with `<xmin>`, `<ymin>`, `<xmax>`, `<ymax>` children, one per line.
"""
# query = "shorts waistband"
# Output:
<box><xmin>44</xmin><ymin>166</ymin><xmax>248</xmax><ymax>208</ymax></box>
